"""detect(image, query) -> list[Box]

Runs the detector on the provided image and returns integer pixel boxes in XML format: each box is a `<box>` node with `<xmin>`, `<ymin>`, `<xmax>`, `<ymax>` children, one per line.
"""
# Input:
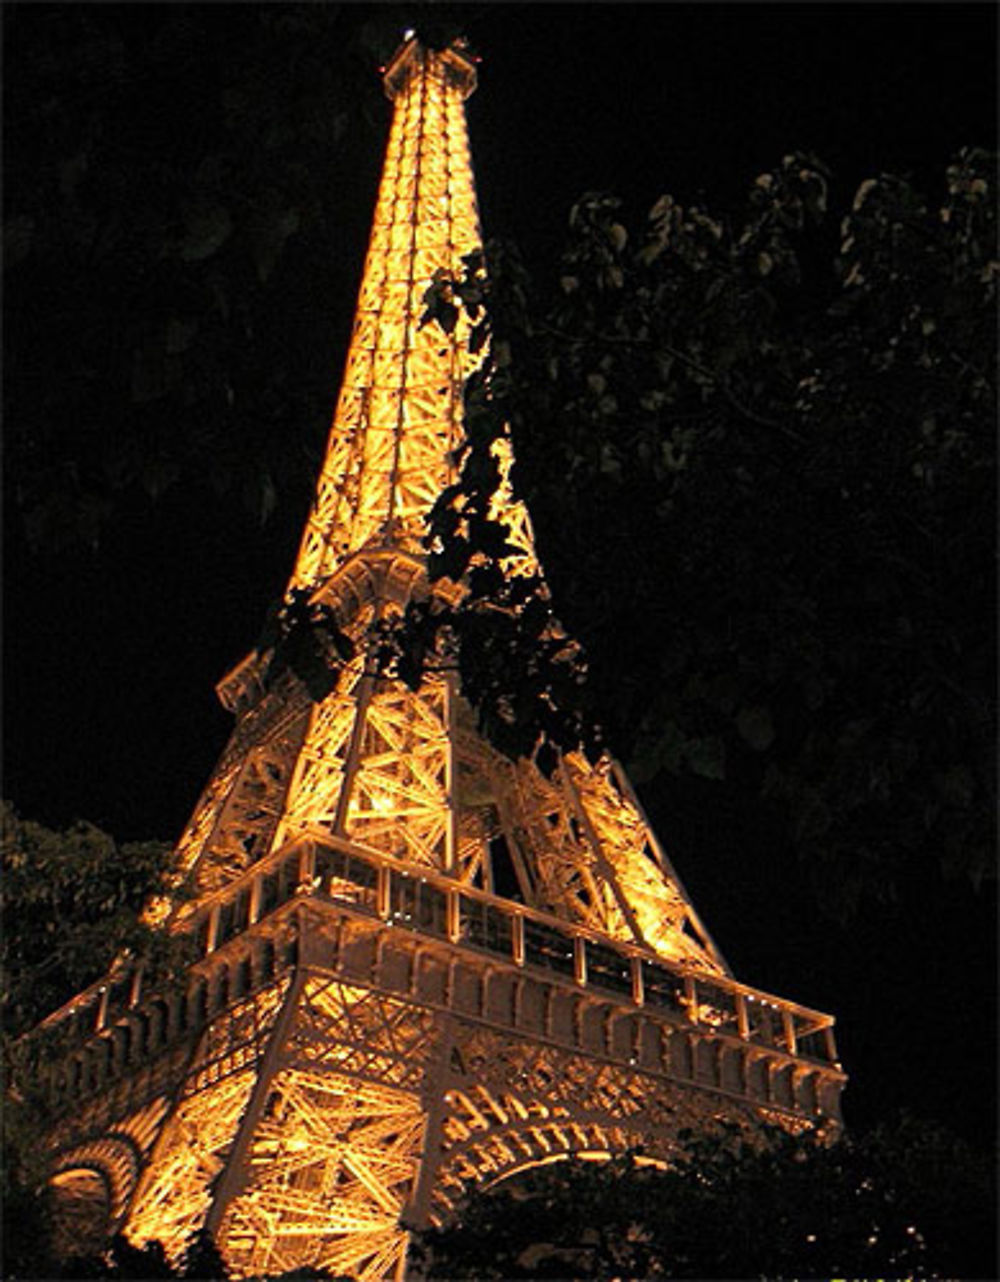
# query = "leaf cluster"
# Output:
<box><xmin>258</xmin><ymin>588</ymin><xmax>355</xmax><ymax>703</ymax></box>
<box><xmin>414</xmin><ymin>149</ymin><xmax>996</xmax><ymax>910</ymax></box>
<box><xmin>1</xmin><ymin>804</ymin><xmax>196</xmax><ymax>1278</ymax></box>
<box><xmin>1</xmin><ymin>801</ymin><xmax>183</xmax><ymax>1039</ymax></box>
<box><xmin>3</xmin><ymin>1218</ymin><xmax>348</xmax><ymax>1280</ymax></box>
<box><xmin>414</xmin><ymin>1114</ymin><xmax>996</xmax><ymax>1280</ymax></box>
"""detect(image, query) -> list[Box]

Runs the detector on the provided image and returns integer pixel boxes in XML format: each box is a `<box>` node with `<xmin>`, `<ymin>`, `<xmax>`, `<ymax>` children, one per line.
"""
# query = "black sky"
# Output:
<box><xmin>4</xmin><ymin>3</ymin><xmax>996</xmax><ymax>1149</ymax></box>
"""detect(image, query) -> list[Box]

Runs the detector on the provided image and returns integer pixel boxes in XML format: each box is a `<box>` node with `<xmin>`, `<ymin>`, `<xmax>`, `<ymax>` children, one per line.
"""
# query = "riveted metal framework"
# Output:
<box><xmin>26</xmin><ymin>36</ymin><xmax>845</xmax><ymax>1282</ymax></box>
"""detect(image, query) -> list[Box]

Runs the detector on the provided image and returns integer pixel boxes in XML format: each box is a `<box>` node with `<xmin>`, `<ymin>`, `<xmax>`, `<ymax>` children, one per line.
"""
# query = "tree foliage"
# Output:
<box><xmin>0</xmin><ymin>804</ymin><xmax>194</xmax><ymax>1279</ymax></box>
<box><xmin>1</xmin><ymin>801</ymin><xmax>185</xmax><ymax>1039</ymax></box>
<box><xmin>413</xmin><ymin>1115</ymin><xmax>996</xmax><ymax>1280</ymax></box>
<box><xmin>5</xmin><ymin>1221</ymin><xmax>343</xmax><ymax>1280</ymax></box>
<box><xmin>413</xmin><ymin>149</ymin><xmax>996</xmax><ymax>912</ymax></box>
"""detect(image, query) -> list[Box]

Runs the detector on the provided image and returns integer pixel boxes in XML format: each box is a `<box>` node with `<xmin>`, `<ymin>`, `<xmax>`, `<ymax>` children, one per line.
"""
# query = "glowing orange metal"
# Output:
<box><xmin>29</xmin><ymin>37</ymin><xmax>845</xmax><ymax>1281</ymax></box>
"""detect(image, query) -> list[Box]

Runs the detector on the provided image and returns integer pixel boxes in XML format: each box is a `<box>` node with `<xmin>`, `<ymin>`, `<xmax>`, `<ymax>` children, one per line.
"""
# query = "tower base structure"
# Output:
<box><xmin>35</xmin><ymin>874</ymin><xmax>844</xmax><ymax>1280</ymax></box>
<box><xmin>31</xmin><ymin>560</ymin><xmax>845</xmax><ymax>1276</ymax></box>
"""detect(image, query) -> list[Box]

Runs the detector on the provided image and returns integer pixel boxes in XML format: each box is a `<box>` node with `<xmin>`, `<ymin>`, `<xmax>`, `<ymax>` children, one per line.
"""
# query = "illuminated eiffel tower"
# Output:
<box><xmin>31</xmin><ymin>36</ymin><xmax>845</xmax><ymax>1281</ymax></box>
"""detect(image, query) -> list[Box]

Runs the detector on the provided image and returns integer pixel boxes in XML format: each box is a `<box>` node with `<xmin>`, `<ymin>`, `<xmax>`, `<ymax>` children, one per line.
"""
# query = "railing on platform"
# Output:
<box><xmin>28</xmin><ymin>835</ymin><xmax>841</xmax><ymax>1088</ymax></box>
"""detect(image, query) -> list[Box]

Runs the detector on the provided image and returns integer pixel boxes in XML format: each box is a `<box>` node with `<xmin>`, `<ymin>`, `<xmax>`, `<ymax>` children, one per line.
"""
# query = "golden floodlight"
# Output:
<box><xmin>26</xmin><ymin>36</ymin><xmax>845</xmax><ymax>1282</ymax></box>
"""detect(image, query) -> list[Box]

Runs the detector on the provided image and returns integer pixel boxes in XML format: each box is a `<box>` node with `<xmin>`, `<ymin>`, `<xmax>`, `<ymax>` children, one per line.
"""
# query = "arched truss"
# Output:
<box><xmin>427</xmin><ymin>1022</ymin><xmax>765</xmax><ymax>1222</ymax></box>
<box><xmin>50</xmin><ymin>1138</ymin><xmax>140</xmax><ymax>1225</ymax></box>
<box><xmin>480</xmin><ymin>1146</ymin><xmax>671</xmax><ymax>1192</ymax></box>
<box><xmin>433</xmin><ymin>1121</ymin><xmax>675</xmax><ymax>1219</ymax></box>
<box><xmin>49</xmin><ymin>1167</ymin><xmax>112</xmax><ymax>1261</ymax></box>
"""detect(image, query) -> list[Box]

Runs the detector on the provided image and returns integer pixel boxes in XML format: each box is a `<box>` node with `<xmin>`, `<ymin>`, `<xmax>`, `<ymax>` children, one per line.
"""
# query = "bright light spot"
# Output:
<box><xmin>403</xmin><ymin>28</ymin><xmax>415</xmax><ymax>40</ymax></box>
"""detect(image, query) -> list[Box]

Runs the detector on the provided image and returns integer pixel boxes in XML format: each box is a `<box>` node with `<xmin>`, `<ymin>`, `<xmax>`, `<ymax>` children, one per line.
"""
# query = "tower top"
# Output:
<box><xmin>286</xmin><ymin>25</ymin><xmax>517</xmax><ymax>595</ymax></box>
<box><xmin>383</xmin><ymin>33</ymin><xmax>478</xmax><ymax>101</ymax></box>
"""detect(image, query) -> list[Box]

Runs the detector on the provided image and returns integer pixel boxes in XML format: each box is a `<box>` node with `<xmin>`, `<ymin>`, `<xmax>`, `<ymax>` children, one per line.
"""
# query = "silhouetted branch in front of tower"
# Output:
<box><xmin>418</xmin><ymin>151</ymin><xmax>996</xmax><ymax>912</ymax></box>
<box><xmin>410</xmin><ymin>253</ymin><xmax>603</xmax><ymax>774</ymax></box>
<box><xmin>258</xmin><ymin>588</ymin><xmax>355</xmax><ymax>703</ymax></box>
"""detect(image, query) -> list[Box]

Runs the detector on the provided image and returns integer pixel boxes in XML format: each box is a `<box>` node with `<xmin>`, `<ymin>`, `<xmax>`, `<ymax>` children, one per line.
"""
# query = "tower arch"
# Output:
<box><xmin>48</xmin><ymin>1133</ymin><xmax>142</xmax><ymax>1257</ymax></box>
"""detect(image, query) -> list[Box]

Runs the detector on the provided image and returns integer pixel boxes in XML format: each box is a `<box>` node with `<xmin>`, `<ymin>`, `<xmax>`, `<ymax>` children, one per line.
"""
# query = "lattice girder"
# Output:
<box><xmin>24</xmin><ymin>34</ymin><xmax>844</xmax><ymax>1282</ymax></box>
<box><xmin>289</xmin><ymin>39</ymin><xmax>485</xmax><ymax>592</ymax></box>
<box><xmin>35</xmin><ymin>874</ymin><xmax>843</xmax><ymax>1277</ymax></box>
<box><xmin>222</xmin><ymin>1068</ymin><xmax>424</xmax><ymax>1282</ymax></box>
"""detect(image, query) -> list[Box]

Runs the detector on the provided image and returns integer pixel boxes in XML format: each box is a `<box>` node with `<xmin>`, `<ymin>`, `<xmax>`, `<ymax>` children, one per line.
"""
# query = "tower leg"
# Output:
<box><xmin>204</xmin><ymin>970</ymin><xmax>307</xmax><ymax>1236</ymax></box>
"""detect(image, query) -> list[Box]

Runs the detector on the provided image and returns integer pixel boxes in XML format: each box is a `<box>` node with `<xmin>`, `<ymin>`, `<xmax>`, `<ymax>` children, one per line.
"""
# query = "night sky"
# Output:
<box><xmin>4</xmin><ymin>4</ymin><xmax>996</xmax><ymax>1150</ymax></box>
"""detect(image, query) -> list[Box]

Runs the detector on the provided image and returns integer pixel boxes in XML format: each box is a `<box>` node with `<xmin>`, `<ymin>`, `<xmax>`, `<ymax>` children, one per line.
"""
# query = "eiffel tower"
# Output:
<box><xmin>30</xmin><ymin>35</ymin><xmax>845</xmax><ymax>1281</ymax></box>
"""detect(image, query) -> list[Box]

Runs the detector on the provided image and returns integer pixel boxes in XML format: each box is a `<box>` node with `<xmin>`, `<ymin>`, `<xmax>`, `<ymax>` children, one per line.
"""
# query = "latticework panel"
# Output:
<box><xmin>480</xmin><ymin>751</ymin><xmax>723</xmax><ymax>972</ymax></box>
<box><xmin>220</xmin><ymin>1070</ymin><xmax>424</xmax><ymax>1281</ymax></box>
<box><xmin>126</xmin><ymin>1069</ymin><xmax>257</xmax><ymax>1261</ymax></box>
<box><xmin>269</xmin><ymin>659</ymin><xmax>721</xmax><ymax>974</ymax></box>
<box><xmin>156</xmin><ymin>690</ymin><xmax>311</xmax><ymax>910</ymax></box>
<box><xmin>275</xmin><ymin>667</ymin><xmax>456</xmax><ymax>876</ymax></box>
<box><xmin>343</xmin><ymin>680</ymin><xmax>451</xmax><ymax>868</ymax></box>
<box><xmin>290</xmin><ymin>42</ymin><xmax>484</xmax><ymax>592</ymax></box>
<box><xmin>124</xmin><ymin>980</ymin><xmax>290</xmax><ymax>1261</ymax></box>
<box><xmin>191</xmin><ymin>717</ymin><xmax>311</xmax><ymax>897</ymax></box>
<box><xmin>564</xmin><ymin>755</ymin><xmax>720</xmax><ymax>968</ymax></box>
<box><xmin>177</xmin><ymin>976</ymin><xmax>436</xmax><ymax>1280</ymax></box>
<box><xmin>432</xmin><ymin>1021</ymin><xmax>761</xmax><ymax>1216</ymax></box>
<box><xmin>274</xmin><ymin>659</ymin><xmax>368</xmax><ymax>844</ymax></box>
<box><xmin>288</xmin><ymin>976</ymin><xmax>439</xmax><ymax>1092</ymax></box>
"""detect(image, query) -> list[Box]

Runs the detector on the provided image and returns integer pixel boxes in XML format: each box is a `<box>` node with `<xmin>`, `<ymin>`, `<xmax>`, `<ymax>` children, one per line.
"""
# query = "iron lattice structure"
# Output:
<box><xmin>27</xmin><ymin>38</ymin><xmax>845</xmax><ymax>1282</ymax></box>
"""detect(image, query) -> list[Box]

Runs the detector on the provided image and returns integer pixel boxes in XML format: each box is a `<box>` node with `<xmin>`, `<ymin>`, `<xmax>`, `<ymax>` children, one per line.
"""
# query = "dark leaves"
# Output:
<box><xmin>5</xmin><ymin>4</ymin><xmax>398</xmax><ymax>547</ymax></box>
<box><xmin>261</xmin><ymin>590</ymin><xmax>354</xmax><ymax>702</ymax></box>
<box><xmin>432</xmin><ymin>152</ymin><xmax>995</xmax><ymax>909</ymax></box>
<box><xmin>415</xmin><ymin>1116</ymin><xmax>996</xmax><ymax>1281</ymax></box>
<box><xmin>1</xmin><ymin>802</ymin><xmax>183</xmax><ymax>1039</ymax></box>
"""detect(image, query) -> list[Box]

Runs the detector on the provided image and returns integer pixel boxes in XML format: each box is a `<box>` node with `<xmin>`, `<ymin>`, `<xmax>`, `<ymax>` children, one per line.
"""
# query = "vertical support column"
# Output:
<box><xmin>205</xmin><ymin>904</ymin><xmax>220</xmax><ymax>956</ymax></box>
<box><xmin>204</xmin><ymin>970</ymin><xmax>307</xmax><ymax>1237</ymax></box>
<box><xmin>736</xmin><ymin>991</ymin><xmax>750</xmax><ymax>1040</ymax></box>
<box><xmin>297</xmin><ymin>841</ymin><xmax>316</xmax><ymax>893</ymax></box>
<box><xmin>573</xmin><ymin>935</ymin><xmax>587</xmax><ymax>986</ymax></box>
<box><xmin>630</xmin><ymin>956</ymin><xmax>644</xmax><ymax>1006</ymax></box>
<box><xmin>446</xmin><ymin>888</ymin><xmax>460</xmax><ymax>943</ymax></box>
<box><xmin>443</xmin><ymin>672</ymin><xmax>459</xmax><ymax>875</ymax></box>
<box><xmin>404</xmin><ymin>1011</ymin><xmax>455</xmax><ymax>1231</ymax></box>
<box><xmin>332</xmin><ymin>661</ymin><xmax>378</xmax><ymax>837</ymax></box>
<box><xmin>248</xmin><ymin>873</ymin><xmax>262</xmax><ymax>926</ymax></box>
<box><xmin>96</xmin><ymin>985</ymin><xmax>110</xmax><ymax>1033</ymax></box>
<box><xmin>683</xmin><ymin>974</ymin><xmax>698</xmax><ymax>1024</ymax></box>
<box><xmin>377</xmin><ymin>864</ymin><xmax>391</xmax><ymax>920</ymax></box>
<box><xmin>511</xmin><ymin>913</ymin><xmax>525</xmax><ymax>967</ymax></box>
